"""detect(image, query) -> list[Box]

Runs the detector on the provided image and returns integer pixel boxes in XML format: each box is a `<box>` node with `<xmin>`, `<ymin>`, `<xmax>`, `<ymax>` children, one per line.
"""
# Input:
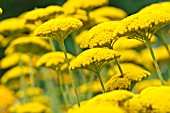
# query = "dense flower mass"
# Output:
<box><xmin>70</xmin><ymin>48</ymin><xmax>120</xmax><ymax>71</ymax></box>
<box><xmin>80</xmin><ymin>21</ymin><xmax>120</xmax><ymax>48</ymax></box>
<box><xmin>34</xmin><ymin>17</ymin><xmax>83</xmax><ymax>41</ymax></box>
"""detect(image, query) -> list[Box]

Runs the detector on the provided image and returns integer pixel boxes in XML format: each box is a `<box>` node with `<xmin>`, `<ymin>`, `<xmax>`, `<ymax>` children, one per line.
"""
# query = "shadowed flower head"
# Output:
<box><xmin>70</xmin><ymin>48</ymin><xmax>120</xmax><ymax>72</ymax></box>
<box><xmin>36</xmin><ymin>51</ymin><xmax>74</xmax><ymax>68</ymax></box>
<box><xmin>34</xmin><ymin>17</ymin><xmax>83</xmax><ymax>41</ymax></box>
<box><xmin>0</xmin><ymin>8</ymin><xmax>2</xmax><ymax>14</ymax></box>
<box><xmin>24</xmin><ymin>5</ymin><xmax>64</xmax><ymax>25</ymax></box>
<box><xmin>80</xmin><ymin>21</ymin><xmax>120</xmax><ymax>48</ymax></box>
<box><xmin>0</xmin><ymin>53</ymin><xmax>30</xmax><ymax>69</ymax></box>
<box><xmin>114</xmin><ymin>11</ymin><xmax>170</xmax><ymax>41</ymax></box>
<box><xmin>5</xmin><ymin>36</ymin><xmax>51</xmax><ymax>55</ymax></box>
<box><xmin>0</xmin><ymin>18</ymin><xmax>30</xmax><ymax>37</ymax></box>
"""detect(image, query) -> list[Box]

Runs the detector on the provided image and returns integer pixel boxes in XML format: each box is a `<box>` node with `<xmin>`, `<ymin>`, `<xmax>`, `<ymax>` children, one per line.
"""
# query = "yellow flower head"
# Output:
<box><xmin>90</xmin><ymin>6</ymin><xmax>127</xmax><ymax>23</ymax></box>
<box><xmin>0</xmin><ymin>53</ymin><xmax>30</xmax><ymax>69</ymax></box>
<box><xmin>75</xmin><ymin>30</ymin><xmax>88</xmax><ymax>45</ymax></box>
<box><xmin>0</xmin><ymin>85</ymin><xmax>15</xmax><ymax>108</ymax></box>
<box><xmin>0</xmin><ymin>18</ymin><xmax>30</xmax><ymax>37</ymax></box>
<box><xmin>36</xmin><ymin>51</ymin><xmax>74</xmax><ymax>68</ymax></box>
<box><xmin>63</xmin><ymin>0</ymin><xmax>108</xmax><ymax>14</ymax></box>
<box><xmin>34</xmin><ymin>17</ymin><xmax>83</xmax><ymax>41</ymax></box>
<box><xmin>0</xmin><ymin>8</ymin><xmax>2</xmax><ymax>14</ymax></box>
<box><xmin>5</xmin><ymin>36</ymin><xmax>51</xmax><ymax>55</ymax></box>
<box><xmin>32</xmin><ymin>95</ymin><xmax>50</xmax><ymax>106</ymax></box>
<box><xmin>114</xmin><ymin>11</ymin><xmax>170</xmax><ymax>41</ymax></box>
<box><xmin>70</xmin><ymin>48</ymin><xmax>120</xmax><ymax>72</ymax></box>
<box><xmin>16</xmin><ymin>87</ymin><xmax>43</xmax><ymax>99</ymax></box>
<box><xmin>1</xmin><ymin>66</ymin><xmax>36</xmax><ymax>84</ymax></box>
<box><xmin>24</xmin><ymin>5</ymin><xmax>64</xmax><ymax>25</ymax></box>
<box><xmin>80</xmin><ymin>21</ymin><xmax>120</xmax><ymax>48</ymax></box>
<box><xmin>126</xmin><ymin>86</ymin><xmax>170</xmax><ymax>113</ymax></box>
<box><xmin>105</xmin><ymin>74</ymin><xmax>131</xmax><ymax>91</ymax></box>
<box><xmin>10</xmin><ymin>102</ymin><xmax>52</xmax><ymax>113</ymax></box>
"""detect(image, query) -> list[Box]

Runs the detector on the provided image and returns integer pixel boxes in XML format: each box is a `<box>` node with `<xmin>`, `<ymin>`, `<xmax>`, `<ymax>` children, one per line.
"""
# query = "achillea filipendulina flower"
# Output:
<box><xmin>0</xmin><ymin>34</ymin><xmax>11</xmax><ymax>47</ymax></box>
<box><xmin>126</xmin><ymin>86</ymin><xmax>170</xmax><ymax>113</ymax></box>
<box><xmin>80</xmin><ymin>21</ymin><xmax>120</xmax><ymax>49</ymax></box>
<box><xmin>75</xmin><ymin>30</ymin><xmax>88</xmax><ymax>45</ymax></box>
<box><xmin>105</xmin><ymin>74</ymin><xmax>131</xmax><ymax>91</ymax></box>
<box><xmin>5</xmin><ymin>36</ymin><xmax>51</xmax><ymax>55</ymax></box>
<box><xmin>16</xmin><ymin>87</ymin><xmax>43</xmax><ymax>99</ymax></box>
<box><xmin>90</xmin><ymin>6</ymin><xmax>127</xmax><ymax>23</ymax></box>
<box><xmin>32</xmin><ymin>95</ymin><xmax>50</xmax><ymax>106</ymax></box>
<box><xmin>1</xmin><ymin>66</ymin><xmax>36</xmax><ymax>84</ymax></box>
<box><xmin>113</xmin><ymin>11</ymin><xmax>170</xmax><ymax>41</ymax></box>
<box><xmin>0</xmin><ymin>8</ymin><xmax>2</xmax><ymax>14</ymax></box>
<box><xmin>24</xmin><ymin>5</ymin><xmax>64</xmax><ymax>26</ymax></box>
<box><xmin>36</xmin><ymin>51</ymin><xmax>74</xmax><ymax>68</ymax></box>
<box><xmin>0</xmin><ymin>53</ymin><xmax>30</xmax><ymax>69</ymax></box>
<box><xmin>34</xmin><ymin>17</ymin><xmax>83</xmax><ymax>41</ymax></box>
<box><xmin>0</xmin><ymin>18</ymin><xmax>30</xmax><ymax>37</ymax></box>
<box><xmin>10</xmin><ymin>102</ymin><xmax>52</xmax><ymax>113</ymax></box>
<box><xmin>70</xmin><ymin>48</ymin><xmax>120</xmax><ymax>71</ymax></box>
<box><xmin>133</xmin><ymin>79</ymin><xmax>163</xmax><ymax>93</ymax></box>
<box><xmin>63</xmin><ymin>0</ymin><xmax>108</xmax><ymax>14</ymax></box>
<box><xmin>0</xmin><ymin>85</ymin><xmax>15</xmax><ymax>108</ymax></box>
<box><xmin>113</xmin><ymin>35</ymin><xmax>157</xmax><ymax>50</ymax></box>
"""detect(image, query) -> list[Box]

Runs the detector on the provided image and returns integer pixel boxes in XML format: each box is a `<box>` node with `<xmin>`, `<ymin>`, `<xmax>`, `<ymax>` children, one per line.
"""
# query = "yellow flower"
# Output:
<box><xmin>24</xmin><ymin>5</ymin><xmax>64</xmax><ymax>25</ymax></box>
<box><xmin>90</xmin><ymin>6</ymin><xmax>127</xmax><ymax>24</ymax></box>
<box><xmin>0</xmin><ymin>18</ymin><xmax>30</xmax><ymax>37</ymax></box>
<box><xmin>36</xmin><ymin>51</ymin><xmax>74</xmax><ymax>68</ymax></box>
<box><xmin>31</xmin><ymin>95</ymin><xmax>50</xmax><ymax>106</ymax></box>
<box><xmin>105</xmin><ymin>74</ymin><xmax>131</xmax><ymax>91</ymax></box>
<box><xmin>80</xmin><ymin>21</ymin><xmax>120</xmax><ymax>48</ymax></box>
<box><xmin>34</xmin><ymin>17</ymin><xmax>83</xmax><ymax>41</ymax></box>
<box><xmin>1</xmin><ymin>66</ymin><xmax>36</xmax><ymax>84</ymax></box>
<box><xmin>16</xmin><ymin>87</ymin><xmax>43</xmax><ymax>99</ymax></box>
<box><xmin>0</xmin><ymin>85</ymin><xmax>15</xmax><ymax>108</ymax></box>
<box><xmin>113</xmin><ymin>35</ymin><xmax>157</xmax><ymax>50</ymax></box>
<box><xmin>0</xmin><ymin>8</ymin><xmax>2</xmax><ymax>14</ymax></box>
<box><xmin>70</xmin><ymin>48</ymin><xmax>120</xmax><ymax>72</ymax></box>
<box><xmin>63</xmin><ymin>0</ymin><xmax>108</xmax><ymax>14</ymax></box>
<box><xmin>10</xmin><ymin>102</ymin><xmax>52</xmax><ymax>113</ymax></box>
<box><xmin>5</xmin><ymin>36</ymin><xmax>51</xmax><ymax>55</ymax></box>
<box><xmin>0</xmin><ymin>53</ymin><xmax>30</xmax><ymax>69</ymax></box>
<box><xmin>126</xmin><ymin>86</ymin><xmax>170</xmax><ymax>113</ymax></box>
<box><xmin>114</xmin><ymin>11</ymin><xmax>170</xmax><ymax>41</ymax></box>
<box><xmin>0</xmin><ymin>34</ymin><xmax>12</xmax><ymax>47</ymax></box>
<box><xmin>75</xmin><ymin>30</ymin><xmax>88</xmax><ymax>45</ymax></box>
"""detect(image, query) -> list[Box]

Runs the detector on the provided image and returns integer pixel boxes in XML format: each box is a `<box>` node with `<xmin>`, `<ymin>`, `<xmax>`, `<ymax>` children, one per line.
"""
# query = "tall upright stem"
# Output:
<box><xmin>29</xmin><ymin>54</ymin><xmax>35</xmax><ymax>87</ymax></box>
<box><xmin>49</xmin><ymin>38</ymin><xmax>56</xmax><ymax>52</ymax></box>
<box><xmin>145</xmin><ymin>36</ymin><xmax>165</xmax><ymax>85</ymax></box>
<box><xmin>59</xmin><ymin>40</ymin><xmax>80</xmax><ymax>107</ymax></box>
<box><xmin>114</xmin><ymin>58</ymin><xmax>124</xmax><ymax>77</ymax></box>
<box><xmin>96</xmin><ymin>71</ymin><xmax>106</xmax><ymax>93</ymax></box>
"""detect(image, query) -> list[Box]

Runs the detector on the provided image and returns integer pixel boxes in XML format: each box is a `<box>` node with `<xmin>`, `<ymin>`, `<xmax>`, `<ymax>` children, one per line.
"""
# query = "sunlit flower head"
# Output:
<box><xmin>0</xmin><ymin>85</ymin><xmax>15</xmax><ymax>108</ymax></box>
<box><xmin>24</xmin><ymin>5</ymin><xmax>64</xmax><ymax>25</ymax></box>
<box><xmin>16</xmin><ymin>87</ymin><xmax>43</xmax><ymax>99</ymax></box>
<box><xmin>63</xmin><ymin>0</ymin><xmax>108</xmax><ymax>14</ymax></box>
<box><xmin>126</xmin><ymin>86</ymin><xmax>170</xmax><ymax>113</ymax></box>
<box><xmin>0</xmin><ymin>8</ymin><xmax>2</xmax><ymax>14</ymax></box>
<box><xmin>0</xmin><ymin>53</ymin><xmax>30</xmax><ymax>69</ymax></box>
<box><xmin>10</xmin><ymin>102</ymin><xmax>52</xmax><ymax>113</ymax></box>
<box><xmin>5</xmin><ymin>36</ymin><xmax>51</xmax><ymax>55</ymax></box>
<box><xmin>36</xmin><ymin>51</ymin><xmax>74</xmax><ymax>68</ymax></box>
<box><xmin>31</xmin><ymin>95</ymin><xmax>50</xmax><ymax>106</ymax></box>
<box><xmin>34</xmin><ymin>17</ymin><xmax>83</xmax><ymax>41</ymax></box>
<box><xmin>80</xmin><ymin>21</ymin><xmax>120</xmax><ymax>48</ymax></box>
<box><xmin>0</xmin><ymin>18</ymin><xmax>30</xmax><ymax>37</ymax></box>
<box><xmin>114</xmin><ymin>11</ymin><xmax>170</xmax><ymax>41</ymax></box>
<box><xmin>1</xmin><ymin>66</ymin><xmax>36</xmax><ymax>84</ymax></box>
<box><xmin>70</xmin><ymin>48</ymin><xmax>120</xmax><ymax>72</ymax></box>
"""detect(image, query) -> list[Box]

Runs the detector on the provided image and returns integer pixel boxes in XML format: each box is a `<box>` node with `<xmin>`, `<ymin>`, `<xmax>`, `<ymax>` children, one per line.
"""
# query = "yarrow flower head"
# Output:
<box><xmin>80</xmin><ymin>21</ymin><xmax>120</xmax><ymax>49</ymax></box>
<box><xmin>70</xmin><ymin>48</ymin><xmax>120</xmax><ymax>72</ymax></box>
<box><xmin>5</xmin><ymin>36</ymin><xmax>51</xmax><ymax>55</ymax></box>
<box><xmin>34</xmin><ymin>17</ymin><xmax>83</xmax><ymax>41</ymax></box>
<box><xmin>0</xmin><ymin>8</ymin><xmax>2</xmax><ymax>14</ymax></box>
<box><xmin>36</xmin><ymin>51</ymin><xmax>74</xmax><ymax>68</ymax></box>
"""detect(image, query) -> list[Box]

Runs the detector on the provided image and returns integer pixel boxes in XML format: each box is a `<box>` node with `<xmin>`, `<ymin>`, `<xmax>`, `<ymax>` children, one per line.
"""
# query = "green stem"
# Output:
<box><xmin>157</xmin><ymin>30</ymin><xmax>170</xmax><ymax>57</ymax></box>
<box><xmin>29</xmin><ymin>54</ymin><xmax>35</xmax><ymax>87</ymax></box>
<box><xmin>59</xmin><ymin>40</ymin><xmax>80</xmax><ymax>107</ymax></box>
<box><xmin>86</xmin><ymin>10</ymin><xmax>93</xmax><ymax>27</ymax></box>
<box><xmin>49</xmin><ymin>38</ymin><xmax>56</xmax><ymax>52</ymax></box>
<box><xmin>145</xmin><ymin>36</ymin><xmax>165</xmax><ymax>85</ymax></box>
<box><xmin>87</xmin><ymin>72</ymin><xmax>95</xmax><ymax>99</ymax></box>
<box><xmin>96</xmin><ymin>71</ymin><xmax>106</xmax><ymax>93</ymax></box>
<box><xmin>114</xmin><ymin>58</ymin><xmax>124</xmax><ymax>77</ymax></box>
